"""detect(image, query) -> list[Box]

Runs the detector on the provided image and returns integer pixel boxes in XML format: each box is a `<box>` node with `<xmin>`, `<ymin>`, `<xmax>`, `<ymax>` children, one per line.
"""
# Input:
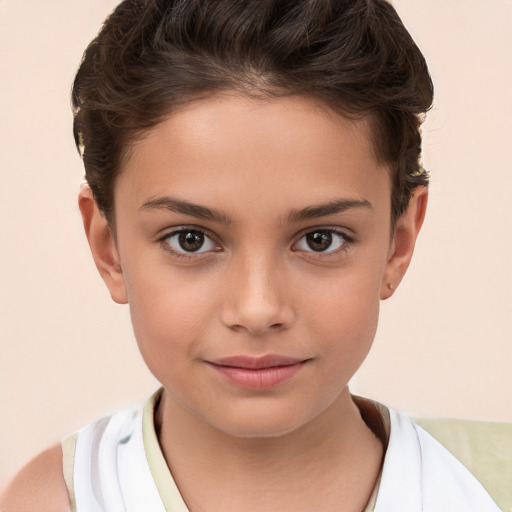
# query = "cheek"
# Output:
<box><xmin>316</xmin><ymin>290</ymin><xmax>379</xmax><ymax>344</ymax></box>
<box><xmin>304</xmin><ymin>269</ymin><xmax>382</xmax><ymax>362</ymax></box>
<box><xmin>123</xmin><ymin>265</ymin><xmax>216</xmax><ymax>376</ymax></box>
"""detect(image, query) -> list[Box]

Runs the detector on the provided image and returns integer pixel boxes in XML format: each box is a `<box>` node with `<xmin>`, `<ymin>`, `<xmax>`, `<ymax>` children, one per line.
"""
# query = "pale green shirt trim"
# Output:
<box><xmin>62</xmin><ymin>390</ymin><xmax>511</xmax><ymax>512</ymax></box>
<box><xmin>417</xmin><ymin>418</ymin><xmax>512</xmax><ymax>512</ymax></box>
<box><xmin>61</xmin><ymin>431</ymin><xmax>78</xmax><ymax>512</ymax></box>
<box><xmin>142</xmin><ymin>389</ymin><xmax>382</xmax><ymax>512</ymax></box>
<box><xmin>143</xmin><ymin>390</ymin><xmax>190</xmax><ymax>512</ymax></box>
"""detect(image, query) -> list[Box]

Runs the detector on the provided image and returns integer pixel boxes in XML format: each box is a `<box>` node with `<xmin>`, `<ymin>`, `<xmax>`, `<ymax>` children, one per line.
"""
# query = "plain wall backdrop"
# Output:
<box><xmin>1</xmin><ymin>0</ymin><xmax>511</xmax><ymax>486</ymax></box>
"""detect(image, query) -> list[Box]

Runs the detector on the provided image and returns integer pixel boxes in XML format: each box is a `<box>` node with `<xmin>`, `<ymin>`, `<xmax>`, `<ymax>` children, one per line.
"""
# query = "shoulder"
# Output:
<box><xmin>0</xmin><ymin>443</ymin><xmax>70</xmax><ymax>512</ymax></box>
<box><xmin>415</xmin><ymin>416</ymin><xmax>512</xmax><ymax>469</ymax></box>
<box><xmin>415</xmin><ymin>417</ymin><xmax>512</xmax><ymax>511</ymax></box>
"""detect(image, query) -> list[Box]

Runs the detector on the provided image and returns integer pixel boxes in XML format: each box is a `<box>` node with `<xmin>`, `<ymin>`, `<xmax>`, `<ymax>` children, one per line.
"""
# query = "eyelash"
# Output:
<box><xmin>159</xmin><ymin>227</ymin><xmax>221</xmax><ymax>261</ymax></box>
<box><xmin>158</xmin><ymin>226</ymin><xmax>354</xmax><ymax>261</ymax></box>
<box><xmin>293</xmin><ymin>228</ymin><xmax>354</xmax><ymax>259</ymax></box>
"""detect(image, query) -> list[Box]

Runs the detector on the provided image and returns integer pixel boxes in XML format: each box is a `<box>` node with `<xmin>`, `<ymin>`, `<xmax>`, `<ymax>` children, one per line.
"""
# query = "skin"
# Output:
<box><xmin>0</xmin><ymin>444</ymin><xmax>70</xmax><ymax>511</ymax></box>
<box><xmin>1</xmin><ymin>94</ymin><xmax>427</xmax><ymax>511</ymax></box>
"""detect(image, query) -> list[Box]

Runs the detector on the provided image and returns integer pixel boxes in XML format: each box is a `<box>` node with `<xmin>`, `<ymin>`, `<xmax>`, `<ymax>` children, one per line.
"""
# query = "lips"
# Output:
<box><xmin>206</xmin><ymin>355</ymin><xmax>308</xmax><ymax>390</ymax></box>
<box><xmin>211</xmin><ymin>354</ymin><xmax>305</xmax><ymax>369</ymax></box>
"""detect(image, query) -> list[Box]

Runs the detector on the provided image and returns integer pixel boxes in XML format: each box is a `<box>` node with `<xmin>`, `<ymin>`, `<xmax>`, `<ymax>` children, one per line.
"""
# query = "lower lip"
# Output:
<box><xmin>207</xmin><ymin>362</ymin><xmax>305</xmax><ymax>390</ymax></box>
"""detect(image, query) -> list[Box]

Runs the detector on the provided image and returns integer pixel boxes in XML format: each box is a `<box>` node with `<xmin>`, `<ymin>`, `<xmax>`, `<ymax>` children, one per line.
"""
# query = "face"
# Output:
<box><xmin>87</xmin><ymin>94</ymin><xmax>418</xmax><ymax>438</ymax></box>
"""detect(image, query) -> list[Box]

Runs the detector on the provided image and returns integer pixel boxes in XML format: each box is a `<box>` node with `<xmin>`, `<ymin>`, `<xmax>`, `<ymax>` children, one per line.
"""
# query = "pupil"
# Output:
<box><xmin>307</xmin><ymin>231</ymin><xmax>332</xmax><ymax>252</ymax></box>
<box><xmin>179</xmin><ymin>231</ymin><xmax>204</xmax><ymax>251</ymax></box>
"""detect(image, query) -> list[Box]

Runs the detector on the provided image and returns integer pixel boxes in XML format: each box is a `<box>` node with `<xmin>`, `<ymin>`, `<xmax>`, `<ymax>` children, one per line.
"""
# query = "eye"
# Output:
<box><xmin>164</xmin><ymin>229</ymin><xmax>219</xmax><ymax>254</ymax></box>
<box><xmin>295</xmin><ymin>229</ymin><xmax>348</xmax><ymax>253</ymax></box>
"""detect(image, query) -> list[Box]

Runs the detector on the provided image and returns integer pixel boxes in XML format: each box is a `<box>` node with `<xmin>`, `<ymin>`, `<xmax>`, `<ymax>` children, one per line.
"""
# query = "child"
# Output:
<box><xmin>2</xmin><ymin>0</ymin><xmax>510</xmax><ymax>510</ymax></box>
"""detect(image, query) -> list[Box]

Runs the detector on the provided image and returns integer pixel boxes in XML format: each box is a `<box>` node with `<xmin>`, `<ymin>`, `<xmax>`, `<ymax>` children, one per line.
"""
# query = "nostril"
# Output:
<box><xmin>219</xmin><ymin>267</ymin><xmax>295</xmax><ymax>334</ymax></box>
<box><xmin>222</xmin><ymin>308</ymin><xmax>293</xmax><ymax>335</ymax></box>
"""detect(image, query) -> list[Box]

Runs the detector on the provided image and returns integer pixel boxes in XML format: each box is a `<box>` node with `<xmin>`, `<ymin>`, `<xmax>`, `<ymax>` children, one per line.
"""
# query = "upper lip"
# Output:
<box><xmin>208</xmin><ymin>355</ymin><xmax>307</xmax><ymax>369</ymax></box>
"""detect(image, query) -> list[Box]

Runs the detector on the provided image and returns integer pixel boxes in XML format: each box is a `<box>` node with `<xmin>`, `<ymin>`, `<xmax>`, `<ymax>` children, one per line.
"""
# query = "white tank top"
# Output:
<box><xmin>62</xmin><ymin>391</ymin><xmax>189</xmax><ymax>512</ymax></box>
<box><xmin>62</xmin><ymin>390</ymin><xmax>503</xmax><ymax>512</ymax></box>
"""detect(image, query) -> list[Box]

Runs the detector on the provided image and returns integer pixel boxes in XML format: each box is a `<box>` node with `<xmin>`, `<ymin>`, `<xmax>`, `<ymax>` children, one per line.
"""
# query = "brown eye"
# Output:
<box><xmin>295</xmin><ymin>229</ymin><xmax>347</xmax><ymax>253</ymax></box>
<box><xmin>306</xmin><ymin>231</ymin><xmax>333</xmax><ymax>252</ymax></box>
<box><xmin>178</xmin><ymin>231</ymin><xmax>205</xmax><ymax>251</ymax></box>
<box><xmin>165</xmin><ymin>229</ymin><xmax>218</xmax><ymax>254</ymax></box>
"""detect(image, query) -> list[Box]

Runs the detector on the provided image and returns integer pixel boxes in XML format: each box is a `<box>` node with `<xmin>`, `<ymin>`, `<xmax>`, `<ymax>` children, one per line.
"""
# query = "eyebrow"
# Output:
<box><xmin>140</xmin><ymin>196</ymin><xmax>233</xmax><ymax>224</ymax></box>
<box><xmin>284</xmin><ymin>198</ymin><xmax>372</xmax><ymax>223</ymax></box>
<box><xmin>140</xmin><ymin>195</ymin><xmax>371</xmax><ymax>224</ymax></box>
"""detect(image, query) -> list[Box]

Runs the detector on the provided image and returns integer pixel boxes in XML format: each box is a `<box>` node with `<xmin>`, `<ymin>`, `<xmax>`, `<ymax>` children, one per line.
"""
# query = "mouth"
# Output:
<box><xmin>206</xmin><ymin>355</ymin><xmax>310</xmax><ymax>390</ymax></box>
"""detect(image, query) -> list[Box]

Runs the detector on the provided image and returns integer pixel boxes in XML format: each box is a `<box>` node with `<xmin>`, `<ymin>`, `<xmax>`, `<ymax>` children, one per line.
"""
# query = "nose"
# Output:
<box><xmin>220</xmin><ymin>253</ymin><xmax>295</xmax><ymax>335</ymax></box>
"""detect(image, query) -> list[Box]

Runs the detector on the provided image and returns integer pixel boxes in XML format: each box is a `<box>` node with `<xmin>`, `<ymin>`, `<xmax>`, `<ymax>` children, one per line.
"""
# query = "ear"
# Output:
<box><xmin>78</xmin><ymin>185</ymin><xmax>128</xmax><ymax>304</ymax></box>
<box><xmin>380</xmin><ymin>187</ymin><xmax>428</xmax><ymax>300</ymax></box>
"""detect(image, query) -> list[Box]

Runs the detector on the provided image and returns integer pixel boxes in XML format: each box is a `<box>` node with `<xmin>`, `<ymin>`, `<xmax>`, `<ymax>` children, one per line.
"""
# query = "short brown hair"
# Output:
<box><xmin>72</xmin><ymin>0</ymin><xmax>433</xmax><ymax>225</ymax></box>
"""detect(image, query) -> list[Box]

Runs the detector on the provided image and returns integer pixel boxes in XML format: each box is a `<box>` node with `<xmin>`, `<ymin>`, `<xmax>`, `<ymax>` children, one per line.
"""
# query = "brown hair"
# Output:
<box><xmin>72</xmin><ymin>0</ymin><xmax>433</xmax><ymax>225</ymax></box>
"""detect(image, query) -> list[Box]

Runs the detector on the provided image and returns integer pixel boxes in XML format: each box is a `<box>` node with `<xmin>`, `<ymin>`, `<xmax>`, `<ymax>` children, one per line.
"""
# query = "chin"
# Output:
<box><xmin>204</xmin><ymin>402</ymin><xmax>318</xmax><ymax>439</ymax></box>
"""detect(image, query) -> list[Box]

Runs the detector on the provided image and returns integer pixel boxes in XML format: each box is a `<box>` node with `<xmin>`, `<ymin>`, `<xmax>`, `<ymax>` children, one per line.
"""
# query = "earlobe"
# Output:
<box><xmin>380</xmin><ymin>187</ymin><xmax>428</xmax><ymax>300</ymax></box>
<box><xmin>78</xmin><ymin>186</ymin><xmax>128</xmax><ymax>304</ymax></box>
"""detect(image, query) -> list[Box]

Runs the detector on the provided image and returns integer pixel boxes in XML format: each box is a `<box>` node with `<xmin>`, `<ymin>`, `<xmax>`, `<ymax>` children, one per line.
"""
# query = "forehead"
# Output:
<box><xmin>116</xmin><ymin>94</ymin><xmax>390</xmax><ymax>216</ymax></box>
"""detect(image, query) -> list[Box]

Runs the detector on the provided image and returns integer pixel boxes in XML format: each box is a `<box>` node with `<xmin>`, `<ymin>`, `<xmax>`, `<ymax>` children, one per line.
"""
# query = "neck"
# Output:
<box><xmin>156</xmin><ymin>388</ymin><xmax>384</xmax><ymax>512</ymax></box>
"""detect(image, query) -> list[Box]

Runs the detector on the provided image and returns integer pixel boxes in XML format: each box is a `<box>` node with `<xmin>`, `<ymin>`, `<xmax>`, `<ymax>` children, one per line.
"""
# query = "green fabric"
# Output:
<box><xmin>417</xmin><ymin>418</ymin><xmax>512</xmax><ymax>512</ymax></box>
<box><xmin>142</xmin><ymin>389</ymin><xmax>511</xmax><ymax>512</ymax></box>
<box><xmin>142</xmin><ymin>390</ymin><xmax>382</xmax><ymax>512</ymax></box>
<box><xmin>143</xmin><ymin>390</ymin><xmax>190</xmax><ymax>512</ymax></box>
<box><xmin>61</xmin><ymin>431</ymin><xmax>78</xmax><ymax>512</ymax></box>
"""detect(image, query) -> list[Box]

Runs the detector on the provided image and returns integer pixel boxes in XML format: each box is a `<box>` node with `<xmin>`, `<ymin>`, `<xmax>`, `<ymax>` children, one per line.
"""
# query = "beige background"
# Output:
<box><xmin>1</xmin><ymin>0</ymin><xmax>511</xmax><ymax>487</ymax></box>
